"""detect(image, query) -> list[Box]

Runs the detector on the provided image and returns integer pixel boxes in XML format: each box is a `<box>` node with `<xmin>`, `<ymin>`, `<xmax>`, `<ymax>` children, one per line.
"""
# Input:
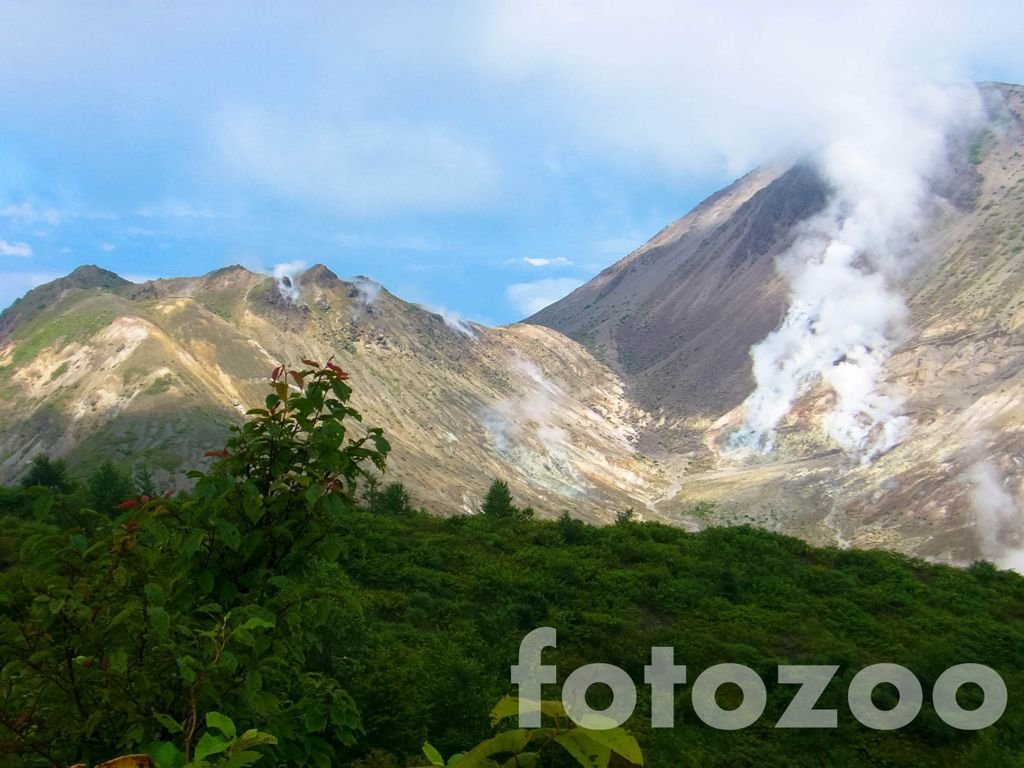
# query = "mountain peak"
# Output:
<box><xmin>205</xmin><ymin>264</ymin><xmax>255</xmax><ymax>279</ymax></box>
<box><xmin>0</xmin><ymin>265</ymin><xmax>131</xmax><ymax>339</ymax></box>
<box><xmin>300</xmin><ymin>264</ymin><xmax>341</xmax><ymax>287</ymax></box>
<box><xmin>65</xmin><ymin>264</ymin><xmax>130</xmax><ymax>289</ymax></box>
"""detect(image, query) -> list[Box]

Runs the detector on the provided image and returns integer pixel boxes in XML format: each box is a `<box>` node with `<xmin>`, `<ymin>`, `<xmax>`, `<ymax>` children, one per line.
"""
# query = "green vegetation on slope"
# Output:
<box><xmin>0</xmin><ymin>364</ymin><xmax>1022</xmax><ymax>767</ymax></box>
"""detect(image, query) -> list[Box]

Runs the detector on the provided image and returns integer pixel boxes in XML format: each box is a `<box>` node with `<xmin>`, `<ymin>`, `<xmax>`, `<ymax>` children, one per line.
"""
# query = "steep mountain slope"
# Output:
<box><xmin>531</xmin><ymin>82</ymin><xmax>1024</xmax><ymax>564</ymax></box>
<box><xmin>0</xmin><ymin>265</ymin><xmax>661</xmax><ymax>522</ymax></box>
<box><xmin>529</xmin><ymin>162</ymin><xmax>826</xmax><ymax>448</ymax></box>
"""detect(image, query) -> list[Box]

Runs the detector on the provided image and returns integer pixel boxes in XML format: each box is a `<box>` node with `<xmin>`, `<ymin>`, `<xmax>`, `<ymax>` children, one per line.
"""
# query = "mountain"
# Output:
<box><xmin>530</xmin><ymin>81</ymin><xmax>1024</xmax><ymax>564</ymax></box>
<box><xmin>0</xmin><ymin>263</ymin><xmax>662</xmax><ymax>522</ymax></box>
<box><xmin>3</xmin><ymin>83</ymin><xmax>1024</xmax><ymax>565</ymax></box>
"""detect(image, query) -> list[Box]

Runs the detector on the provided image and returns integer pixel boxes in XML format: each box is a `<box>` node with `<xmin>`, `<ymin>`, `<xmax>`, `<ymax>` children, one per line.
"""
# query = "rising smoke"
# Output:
<box><xmin>483</xmin><ymin>358</ymin><xmax>569</xmax><ymax>459</ymax></box>
<box><xmin>272</xmin><ymin>260</ymin><xmax>307</xmax><ymax>303</ymax></box>
<box><xmin>968</xmin><ymin>460</ymin><xmax>1024</xmax><ymax>573</ymax></box>
<box><xmin>731</xmin><ymin>83</ymin><xmax>983</xmax><ymax>458</ymax></box>
<box><xmin>352</xmin><ymin>275</ymin><xmax>382</xmax><ymax>305</ymax></box>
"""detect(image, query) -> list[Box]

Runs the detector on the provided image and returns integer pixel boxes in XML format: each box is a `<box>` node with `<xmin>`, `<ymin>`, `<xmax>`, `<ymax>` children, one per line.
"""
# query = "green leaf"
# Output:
<box><xmin>150</xmin><ymin>606</ymin><xmax>170</xmax><ymax>637</ymax></box>
<box><xmin>109</xmin><ymin>648</ymin><xmax>128</xmax><ymax>674</ymax></box>
<box><xmin>577</xmin><ymin>727</ymin><xmax>643</xmax><ymax>765</ymax></box>
<box><xmin>241</xmin><ymin>616</ymin><xmax>275</xmax><ymax>631</ymax></box>
<box><xmin>304</xmin><ymin>708</ymin><xmax>327</xmax><ymax>733</ymax></box>
<box><xmin>184</xmin><ymin>529</ymin><xmax>205</xmax><ymax>557</ymax></box>
<box><xmin>177</xmin><ymin>655</ymin><xmax>199</xmax><ymax>684</ymax></box>
<box><xmin>194</xmin><ymin>732</ymin><xmax>229</xmax><ymax>761</ymax></box>
<box><xmin>144</xmin><ymin>582</ymin><xmax>166</xmax><ymax>607</ymax></box>
<box><xmin>242</xmin><ymin>492</ymin><xmax>264</xmax><ymax>524</ymax></box>
<box><xmin>221</xmin><ymin>750</ymin><xmax>263</xmax><ymax>768</ymax></box>
<box><xmin>235</xmin><ymin>729</ymin><xmax>278</xmax><ymax>749</ymax></box>
<box><xmin>206</xmin><ymin>711</ymin><xmax>237</xmax><ymax>740</ymax></box>
<box><xmin>553</xmin><ymin>732</ymin><xmax>610</xmax><ymax>768</ymax></box>
<box><xmin>462</xmin><ymin>730</ymin><xmax>534</xmax><ymax>762</ymax></box>
<box><xmin>245</xmin><ymin>670</ymin><xmax>263</xmax><ymax>695</ymax></box>
<box><xmin>321</xmin><ymin>534</ymin><xmax>343</xmax><ymax>562</ymax></box>
<box><xmin>214</xmin><ymin>518</ymin><xmax>242</xmax><ymax>550</ymax></box>
<box><xmin>144</xmin><ymin>740</ymin><xmax>184</xmax><ymax>768</ymax></box>
<box><xmin>153</xmin><ymin>712</ymin><xmax>183</xmax><ymax>734</ymax></box>
<box><xmin>423</xmin><ymin>743</ymin><xmax>445</xmax><ymax>767</ymax></box>
<box><xmin>490</xmin><ymin>697</ymin><xmax>565</xmax><ymax>726</ymax></box>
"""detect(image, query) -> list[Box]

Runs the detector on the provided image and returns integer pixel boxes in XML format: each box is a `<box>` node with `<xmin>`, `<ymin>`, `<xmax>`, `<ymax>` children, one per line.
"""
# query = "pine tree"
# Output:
<box><xmin>20</xmin><ymin>454</ymin><xmax>74</xmax><ymax>493</ymax></box>
<box><xmin>377</xmin><ymin>482</ymin><xmax>413</xmax><ymax>515</ymax></box>
<box><xmin>134</xmin><ymin>464</ymin><xmax>157</xmax><ymax>497</ymax></box>
<box><xmin>86</xmin><ymin>460</ymin><xmax>135</xmax><ymax>513</ymax></box>
<box><xmin>481</xmin><ymin>479</ymin><xmax>516</xmax><ymax>518</ymax></box>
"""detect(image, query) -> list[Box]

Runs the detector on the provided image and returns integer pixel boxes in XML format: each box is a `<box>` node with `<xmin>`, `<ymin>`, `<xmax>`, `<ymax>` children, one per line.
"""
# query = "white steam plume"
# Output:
<box><xmin>968</xmin><ymin>460</ymin><xmax>1024</xmax><ymax>573</ymax></box>
<box><xmin>272</xmin><ymin>260</ymin><xmax>306</xmax><ymax>303</ymax></box>
<box><xmin>417</xmin><ymin>302</ymin><xmax>476</xmax><ymax>337</ymax></box>
<box><xmin>483</xmin><ymin>358</ymin><xmax>569</xmax><ymax>459</ymax></box>
<box><xmin>731</xmin><ymin>83</ymin><xmax>982</xmax><ymax>458</ymax></box>
<box><xmin>436</xmin><ymin>307</ymin><xmax>476</xmax><ymax>337</ymax></box>
<box><xmin>351</xmin><ymin>275</ymin><xmax>382</xmax><ymax>307</ymax></box>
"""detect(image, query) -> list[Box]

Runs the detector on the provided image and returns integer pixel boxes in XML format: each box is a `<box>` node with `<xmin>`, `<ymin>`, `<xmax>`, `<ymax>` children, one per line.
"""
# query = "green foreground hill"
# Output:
<box><xmin>2</xmin><ymin>462</ymin><xmax>1022</xmax><ymax>766</ymax></box>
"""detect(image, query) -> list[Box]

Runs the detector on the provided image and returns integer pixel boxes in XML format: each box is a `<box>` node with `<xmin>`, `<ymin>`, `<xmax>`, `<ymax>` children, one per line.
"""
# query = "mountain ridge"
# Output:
<box><xmin>4</xmin><ymin>82</ymin><xmax>1024</xmax><ymax>566</ymax></box>
<box><xmin>0</xmin><ymin>262</ymin><xmax>664</xmax><ymax>524</ymax></box>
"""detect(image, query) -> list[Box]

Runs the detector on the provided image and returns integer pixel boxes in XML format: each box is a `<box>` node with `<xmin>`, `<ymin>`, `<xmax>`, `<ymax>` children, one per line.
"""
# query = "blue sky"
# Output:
<box><xmin>1</xmin><ymin>2</ymin><xmax>1022</xmax><ymax>325</ymax></box>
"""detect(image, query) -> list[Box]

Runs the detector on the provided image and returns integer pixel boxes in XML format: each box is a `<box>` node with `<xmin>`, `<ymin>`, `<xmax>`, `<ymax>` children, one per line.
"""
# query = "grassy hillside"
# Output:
<box><xmin>332</xmin><ymin>513</ymin><xmax>1024</xmax><ymax>766</ymax></box>
<box><xmin>2</xmin><ymin>482</ymin><xmax>1022</xmax><ymax>766</ymax></box>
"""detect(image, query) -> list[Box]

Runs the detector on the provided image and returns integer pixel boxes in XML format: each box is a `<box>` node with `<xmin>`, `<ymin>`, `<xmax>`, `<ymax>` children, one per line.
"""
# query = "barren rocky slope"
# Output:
<box><xmin>0</xmin><ymin>265</ymin><xmax>661</xmax><ymax>521</ymax></box>
<box><xmin>532</xmin><ymin>82</ymin><xmax>1024</xmax><ymax>564</ymax></box>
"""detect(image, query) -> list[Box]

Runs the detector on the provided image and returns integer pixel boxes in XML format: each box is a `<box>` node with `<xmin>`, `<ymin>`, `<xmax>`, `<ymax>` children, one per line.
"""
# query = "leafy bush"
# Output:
<box><xmin>0</xmin><ymin>360</ymin><xmax>388</xmax><ymax>766</ymax></box>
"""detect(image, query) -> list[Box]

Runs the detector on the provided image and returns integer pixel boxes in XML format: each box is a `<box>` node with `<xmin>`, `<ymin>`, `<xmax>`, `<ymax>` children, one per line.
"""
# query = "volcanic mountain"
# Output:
<box><xmin>530</xmin><ymin>81</ymin><xmax>1024</xmax><ymax>565</ymax></box>
<box><xmin>3</xmin><ymin>82</ymin><xmax>1024</xmax><ymax>566</ymax></box>
<box><xmin>0</xmin><ymin>264</ymin><xmax>660</xmax><ymax>522</ymax></box>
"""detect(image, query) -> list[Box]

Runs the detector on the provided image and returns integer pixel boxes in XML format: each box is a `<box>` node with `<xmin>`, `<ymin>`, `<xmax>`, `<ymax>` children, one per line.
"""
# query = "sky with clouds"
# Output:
<box><xmin>1</xmin><ymin>1</ymin><xmax>1023</xmax><ymax>323</ymax></box>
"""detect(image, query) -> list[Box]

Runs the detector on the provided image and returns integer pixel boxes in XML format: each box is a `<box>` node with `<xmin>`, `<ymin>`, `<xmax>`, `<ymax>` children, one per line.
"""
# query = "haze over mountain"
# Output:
<box><xmin>3</xmin><ymin>82</ymin><xmax>1024</xmax><ymax>567</ymax></box>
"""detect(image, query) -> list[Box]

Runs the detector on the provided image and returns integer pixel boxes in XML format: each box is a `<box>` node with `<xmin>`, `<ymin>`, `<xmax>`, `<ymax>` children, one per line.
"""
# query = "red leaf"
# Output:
<box><xmin>203</xmin><ymin>449</ymin><xmax>230</xmax><ymax>458</ymax></box>
<box><xmin>164</xmin><ymin>490</ymin><xmax>174</xmax><ymax>499</ymax></box>
<box><xmin>271</xmin><ymin>365</ymin><xmax>284</xmax><ymax>382</ymax></box>
<box><xmin>301</xmin><ymin>358</ymin><xmax>320</xmax><ymax>367</ymax></box>
<box><xmin>325</xmin><ymin>361</ymin><xmax>350</xmax><ymax>379</ymax></box>
<box><xmin>115</xmin><ymin>499</ymin><xmax>139</xmax><ymax>509</ymax></box>
<box><xmin>289</xmin><ymin>370</ymin><xmax>305</xmax><ymax>388</ymax></box>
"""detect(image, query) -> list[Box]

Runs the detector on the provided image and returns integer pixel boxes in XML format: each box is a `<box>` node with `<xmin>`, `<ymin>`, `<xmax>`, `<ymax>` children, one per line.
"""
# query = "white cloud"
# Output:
<box><xmin>1</xmin><ymin>202</ymin><xmax>63</xmax><ymax>226</ymax></box>
<box><xmin>211</xmin><ymin>108</ymin><xmax>499</xmax><ymax>216</ymax></box>
<box><xmin>506</xmin><ymin>277</ymin><xmax>583</xmax><ymax>316</ymax></box>
<box><xmin>100</xmin><ymin>242</ymin><xmax>116</xmax><ymax>252</ymax></box>
<box><xmin>0</xmin><ymin>240</ymin><xmax>33</xmax><ymax>258</ymax></box>
<box><xmin>479</xmin><ymin>1</ymin><xmax>1024</xmax><ymax>175</ymax></box>
<box><xmin>523</xmin><ymin>257</ymin><xmax>573</xmax><ymax>267</ymax></box>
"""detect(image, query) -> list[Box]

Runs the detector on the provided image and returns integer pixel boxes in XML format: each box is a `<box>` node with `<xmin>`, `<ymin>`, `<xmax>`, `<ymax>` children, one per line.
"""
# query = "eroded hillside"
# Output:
<box><xmin>0</xmin><ymin>265</ymin><xmax>663</xmax><ymax>521</ymax></box>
